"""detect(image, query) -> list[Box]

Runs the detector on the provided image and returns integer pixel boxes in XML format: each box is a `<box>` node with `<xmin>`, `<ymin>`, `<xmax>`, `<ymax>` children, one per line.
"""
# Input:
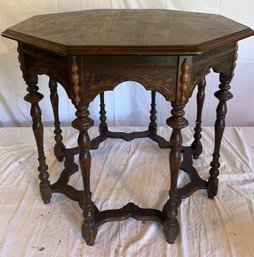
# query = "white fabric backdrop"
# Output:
<box><xmin>0</xmin><ymin>0</ymin><xmax>254</xmax><ymax>127</ymax></box>
<box><xmin>0</xmin><ymin>126</ymin><xmax>254</xmax><ymax>256</ymax></box>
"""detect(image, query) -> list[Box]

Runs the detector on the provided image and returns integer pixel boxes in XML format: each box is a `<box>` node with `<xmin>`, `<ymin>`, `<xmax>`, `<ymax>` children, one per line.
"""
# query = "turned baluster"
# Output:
<box><xmin>191</xmin><ymin>78</ymin><xmax>206</xmax><ymax>159</ymax></box>
<box><xmin>163</xmin><ymin>103</ymin><xmax>188</xmax><ymax>243</ymax></box>
<box><xmin>24</xmin><ymin>75</ymin><xmax>52</xmax><ymax>203</ymax></box>
<box><xmin>71</xmin><ymin>56</ymin><xmax>97</xmax><ymax>245</ymax></box>
<box><xmin>207</xmin><ymin>44</ymin><xmax>237</xmax><ymax>199</ymax></box>
<box><xmin>72</xmin><ymin>106</ymin><xmax>97</xmax><ymax>245</ymax></box>
<box><xmin>149</xmin><ymin>91</ymin><xmax>157</xmax><ymax>132</ymax></box>
<box><xmin>207</xmin><ymin>73</ymin><xmax>233</xmax><ymax>198</ymax></box>
<box><xmin>162</xmin><ymin>57</ymin><xmax>189</xmax><ymax>243</ymax></box>
<box><xmin>49</xmin><ymin>78</ymin><xmax>65</xmax><ymax>161</ymax></box>
<box><xmin>99</xmin><ymin>92</ymin><xmax>108</xmax><ymax>134</ymax></box>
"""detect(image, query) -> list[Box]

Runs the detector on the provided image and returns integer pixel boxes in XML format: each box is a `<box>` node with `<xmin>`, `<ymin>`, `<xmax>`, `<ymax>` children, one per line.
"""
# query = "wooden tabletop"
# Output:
<box><xmin>2</xmin><ymin>9</ymin><xmax>254</xmax><ymax>55</ymax></box>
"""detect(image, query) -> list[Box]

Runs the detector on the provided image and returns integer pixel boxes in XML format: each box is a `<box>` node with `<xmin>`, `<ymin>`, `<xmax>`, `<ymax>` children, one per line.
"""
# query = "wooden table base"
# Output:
<box><xmin>50</xmin><ymin>128</ymin><xmax>208</xmax><ymax>244</ymax></box>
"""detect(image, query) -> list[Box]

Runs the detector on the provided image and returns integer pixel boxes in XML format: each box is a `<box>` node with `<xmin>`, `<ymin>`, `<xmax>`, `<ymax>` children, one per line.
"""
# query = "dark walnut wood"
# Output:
<box><xmin>163</xmin><ymin>102</ymin><xmax>188</xmax><ymax>243</ymax></box>
<box><xmin>2</xmin><ymin>9</ymin><xmax>254</xmax><ymax>246</ymax></box>
<box><xmin>2</xmin><ymin>9</ymin><xmax>253</xmax><ymax>55</ymax></box>
<box><xmin>49</xmin><ymin>78</ymin><xmax>65</xmax><ymax>161</ymax></box>
<box><xmin>71</xmin><ymin>102</ymin><xmax>97</xmax><ymax>245</ymax></box>
<box><xmin>149</xmin><ymin>91</ymin><xmax>157</xmax><ymax>132</ymax></box>
<box><xmin>23</xmin><ymin>74</ymin><xmax>52</xmax><ymax>204</ymax></box>
<box><xmin>191</xmin><ymin>78</ymin><xmax>206</xmax><ymax>159</ymax></box>
<box><xmin>99</xmin><ymin>93</ymin><xmax>108</xmax><ymax>134</ymax></box>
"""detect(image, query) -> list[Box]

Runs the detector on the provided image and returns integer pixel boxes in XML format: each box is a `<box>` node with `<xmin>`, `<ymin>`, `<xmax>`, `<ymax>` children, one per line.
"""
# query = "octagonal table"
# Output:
<box><xmin>2</xmin><ymin>9</ymin><xmax>254</xmax><ymax>245</ymax></box>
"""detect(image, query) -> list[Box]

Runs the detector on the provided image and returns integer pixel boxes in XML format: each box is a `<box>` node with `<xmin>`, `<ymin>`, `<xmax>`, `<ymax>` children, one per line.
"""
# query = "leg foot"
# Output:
<box><xmin>163</xmin><ymin>220</ymin><xmax>180</xmax><ymax>244</ymax></box>
<box><xmin>40</xmin><ymin>184</ymin><xmax>52</xmax><ymax>204</ymax></box>
<box><xmin>207</xmin><ymin>176</ymin><xmax>218</xmax><ymax>199</ymax></box>
<box><xmin>82</xmin><ymin>222</ymin><xmax>98</xmax><ymax>245</ymax></box>
<box><xmin>162</xmin><ymin>194</ymin><xmax>181</xmax><ymax>244</ymax></box>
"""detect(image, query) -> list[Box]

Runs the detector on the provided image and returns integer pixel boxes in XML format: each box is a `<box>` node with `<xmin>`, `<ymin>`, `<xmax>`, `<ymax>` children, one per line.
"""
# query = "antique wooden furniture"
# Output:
<box><xmin>2</xmin><ymin>9</ymin><xmax>254</xmax><ymax>245</ymax></box>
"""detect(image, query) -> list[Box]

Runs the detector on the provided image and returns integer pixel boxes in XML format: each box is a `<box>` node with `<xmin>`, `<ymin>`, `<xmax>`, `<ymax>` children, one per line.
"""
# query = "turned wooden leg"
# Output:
<box><xmin>72</xmin><ymin>104</ymin><xmax>97</xmax><ymax>245</ymax></box>
<box><xmin>24</xmin><ymin>75</ymin><xmax>52</xmax><ymax>204</ymax></box>
<box><xmin>149</xmin><ymin>91</ymin><xmax>157</xmax><ymax>132</ymax></box>
<box><xmin>49</xmin><ymin>78</ymin><xmax>65</xmax><ymax>161</ymax></box>
<box><xmin>99</xmin><ymin>92</ymin><xmax>108</xmax><ymax>134</ymax></box>
<box><xmin>163</xmin><ymin>103</ymin><xmax>188</xmax><ymax>243</ymax></box>
<box><xmin>191</xmin><ymin>78</ymin><xmax>206</xmax><ymax>159</ymax></box>
<box><xmin>207</xmin><ymin>73</ymin><xmax>233</xmax><ymax>199</ymax></box>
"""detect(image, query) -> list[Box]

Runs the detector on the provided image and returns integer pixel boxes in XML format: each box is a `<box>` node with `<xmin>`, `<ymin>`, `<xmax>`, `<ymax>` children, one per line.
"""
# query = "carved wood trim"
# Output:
<box><xmin>189</xmin><ymin>43</ymin><xmax>237</xmax><ymax>99</ymax></box>
<box><xmin>230</xmin><ymin>43</ymin><xmax>238</xmax><ymax>78</ymax></box>
<box><xmin>17</xmin><ymin>44</ymin><xmax>73</xmax><ymax>105</ymax></box>
<box><xmin>84</xmin><ymin>67</ymin><xmax>177</xmax><ymax>102</ymax></box>
<box><xmin>71</xmin><ymin>56</ymin><xmax>81</xmax><ymax>107</ymax></box>
<box><xmin>180</xmin><ymin>59</ymin><xmax>189</xmax><ymax>104</ymax></box>
<box><xmin>17</xmin><ymin>43</ymin><xmax>27</xmax><ymax>80</ymax></box>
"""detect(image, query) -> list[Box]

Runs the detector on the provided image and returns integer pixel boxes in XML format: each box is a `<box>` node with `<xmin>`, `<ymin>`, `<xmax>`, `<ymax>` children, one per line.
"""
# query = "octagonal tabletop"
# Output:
<box><xmin>2</xmin><ymin>9</ymin><xmax>254</xmax><ymax>55</ymax></box>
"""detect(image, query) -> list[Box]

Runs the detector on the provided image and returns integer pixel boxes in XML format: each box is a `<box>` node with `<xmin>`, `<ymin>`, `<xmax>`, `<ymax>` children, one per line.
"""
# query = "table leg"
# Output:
<box><xmin>148</xmin><ymin>91</ymin><xmax>157</xmax><ymax>132</ymax></box>
<box><xmin>207</xmin><ymin>73</ymin><xmax>233</xmax><ymax>199</ymax></box>
<box><xmin>163</xmin><ymin>103</ymin><xmax>188</xmax><ymax>243</ymax></box>
<box><xmin>99</xmin><ymin>92</ymin><xmax>108</xmax><ymax>134</ymax></box>
<box><xmin>191</xmin><ymin>78</ymin><xmax>206</xmax><ymax>159</ymax></box>
<box><xmin>49</xmin><ymin>78</ymin><xmax>65</xmax><ymax>161</ymax></box>
<box><xmin>72</xmin><ymin>104</ymin><xmax>97</xmax><ymax>245</ymax></box>
<box><xmin>24</xmin><ymin>75</ymin><xmax>52</xmax><ymax>204</ymax></box>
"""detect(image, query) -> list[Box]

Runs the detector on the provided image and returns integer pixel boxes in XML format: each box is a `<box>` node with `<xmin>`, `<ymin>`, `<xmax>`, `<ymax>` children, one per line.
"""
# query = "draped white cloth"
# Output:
<box><xmin>0</xmin><ymin>126</ymin><xmax>254</xmax><ymax>256</ymax></box>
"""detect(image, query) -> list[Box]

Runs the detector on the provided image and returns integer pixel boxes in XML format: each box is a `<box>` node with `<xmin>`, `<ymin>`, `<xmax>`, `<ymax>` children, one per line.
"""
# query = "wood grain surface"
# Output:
<box><xmin>2</xmin><ymin>9</ymin><xmax>254</xmax><ymax>55</ymax></box>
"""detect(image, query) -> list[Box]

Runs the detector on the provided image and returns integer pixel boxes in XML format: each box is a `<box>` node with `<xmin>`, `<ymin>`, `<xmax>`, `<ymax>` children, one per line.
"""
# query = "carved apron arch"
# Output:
<box><xmin>187</xmin><ymin>43</ymin><xmax>237</xmax><ymax>100</ymax></box>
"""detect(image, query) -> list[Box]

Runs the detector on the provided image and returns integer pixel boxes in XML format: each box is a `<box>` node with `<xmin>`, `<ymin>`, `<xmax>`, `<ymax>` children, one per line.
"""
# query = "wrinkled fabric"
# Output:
<box><xmin>0</xmin><ymin>126</ymin><xmax>254</xmax><ymax>257</ymax></box>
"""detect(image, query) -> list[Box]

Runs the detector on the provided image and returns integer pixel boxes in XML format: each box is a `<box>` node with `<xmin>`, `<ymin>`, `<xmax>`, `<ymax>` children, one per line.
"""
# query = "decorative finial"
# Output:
<box><xmin>71</xmin><ymin>56</ymin><xmax>80</xmax><ymax>106</ymax></box>
<box><xmin>180</xmin><ymin>59</ymin><xmax>189</xmax><ymax>104</ymax></box>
